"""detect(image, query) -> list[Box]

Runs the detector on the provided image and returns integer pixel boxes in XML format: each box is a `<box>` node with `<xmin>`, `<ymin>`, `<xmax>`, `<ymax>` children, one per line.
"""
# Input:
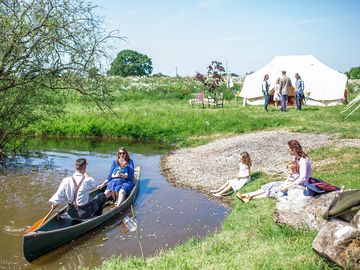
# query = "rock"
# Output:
<box><xmin>352</xmin><ymin>210</ymin><xmax>360</xmax><ymax>230</ymax></box>
<box><xmin>274</xmin><ymin>189</ymin><xmax>339</xmax><ymax>231</ymax></box>
<box><xmin>312</xmin><ymin>219</ymin><xmax>360</xmax><ymax>269</ymax></box>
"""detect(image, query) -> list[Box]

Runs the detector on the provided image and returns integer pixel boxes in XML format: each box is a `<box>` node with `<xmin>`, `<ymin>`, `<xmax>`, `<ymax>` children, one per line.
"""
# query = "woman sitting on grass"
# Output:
<box><xmin>210</xmin><ymin>151</ymin><xmax>252</xmax><ymax>197</ymax></box>
<box><xmin>237</xmin><ymin>140</ymin><xmax>312</xmax><ymax>202</ymax></box>
<box><xmin>237</xmin><ymin>161</ymin><xmax>299</xmax><ymax>202</ymax></box>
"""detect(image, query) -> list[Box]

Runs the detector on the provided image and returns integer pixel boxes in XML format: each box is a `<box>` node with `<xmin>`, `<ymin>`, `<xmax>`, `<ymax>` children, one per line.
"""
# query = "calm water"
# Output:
<box><xmin>0</xmin><ymin>139</ymin><xmax>228</xmax><ymax>269</ymax></box>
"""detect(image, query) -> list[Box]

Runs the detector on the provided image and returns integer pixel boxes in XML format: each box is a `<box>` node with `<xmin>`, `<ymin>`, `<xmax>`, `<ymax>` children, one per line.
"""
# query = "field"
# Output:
<box><xmin>30</xmin><ymin>77</ymin><xmax>360</xmax><ymax>146</ymax></box>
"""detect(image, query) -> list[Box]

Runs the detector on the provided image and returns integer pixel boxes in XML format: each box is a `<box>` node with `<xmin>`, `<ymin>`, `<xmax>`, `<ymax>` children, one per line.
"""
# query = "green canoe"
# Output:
<box><xmin>23</xmin><ymin>166</ymin><xmax>141</xmax><ymax>262</ymax></box>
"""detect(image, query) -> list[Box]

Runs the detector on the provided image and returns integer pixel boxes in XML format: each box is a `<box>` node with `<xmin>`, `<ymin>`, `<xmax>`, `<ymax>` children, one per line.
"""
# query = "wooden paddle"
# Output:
<box><xmin>25</xmin><ymin>208</ymin><xmax>55</xmax><ymax>234</ymax></box>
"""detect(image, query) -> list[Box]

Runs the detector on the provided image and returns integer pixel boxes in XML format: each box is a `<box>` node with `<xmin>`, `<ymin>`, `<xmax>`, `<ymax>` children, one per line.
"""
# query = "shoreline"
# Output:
<box><xmin>160</xmin><ymin>130</ymin><xmax>360</xmax><ymax>197</ymax></box>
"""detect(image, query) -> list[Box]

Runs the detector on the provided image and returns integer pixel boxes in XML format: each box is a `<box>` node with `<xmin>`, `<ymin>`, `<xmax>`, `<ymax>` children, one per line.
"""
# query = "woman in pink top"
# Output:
<box><xmin>237</xmin><ymin>140</ymin><xmax>312</xmax><ymax>202</ymax></box>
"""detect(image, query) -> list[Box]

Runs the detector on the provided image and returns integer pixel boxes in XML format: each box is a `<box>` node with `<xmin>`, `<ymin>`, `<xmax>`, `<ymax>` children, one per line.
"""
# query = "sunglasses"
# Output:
<box><xmin>119</xmin><ymin>152</ymin><xmax>125</xmax><ymax>155</ymax></box>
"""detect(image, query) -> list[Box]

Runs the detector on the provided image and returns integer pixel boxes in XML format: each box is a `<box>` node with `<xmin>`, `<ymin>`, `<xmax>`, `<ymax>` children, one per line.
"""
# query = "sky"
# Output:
<box><xmin>93</xmin><ymin>0</ymin><xmax>360</xmax><ymax>76</ymax></box>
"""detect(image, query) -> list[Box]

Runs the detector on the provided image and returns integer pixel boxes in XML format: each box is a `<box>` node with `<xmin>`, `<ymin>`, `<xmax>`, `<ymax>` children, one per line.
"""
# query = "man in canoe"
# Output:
<box><xmin>49</xmin><ymin>158</ymin><xmax>106</xmax><ymax>219</ymax></box>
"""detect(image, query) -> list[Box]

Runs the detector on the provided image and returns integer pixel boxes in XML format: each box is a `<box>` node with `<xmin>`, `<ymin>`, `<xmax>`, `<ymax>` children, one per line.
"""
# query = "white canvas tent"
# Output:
<box><xmin>240</xmin><ymin>55</ymin><xmax>348</xmax><ymax>106</ymax></box>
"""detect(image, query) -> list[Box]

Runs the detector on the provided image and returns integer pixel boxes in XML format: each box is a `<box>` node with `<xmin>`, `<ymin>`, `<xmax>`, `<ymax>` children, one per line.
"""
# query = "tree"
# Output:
<box><xmin>0</xmin><ymin>0</ymin><xmax>120</xmax><ymax>157</ymax></box>
<box><xmin>346</xmin><ymin>66</ymin><xmax>360</xmax><ymax>79</ymax></box>
<box><xmin>108</xmin><ymin>50</ymin><xmax>153</xmax><ymax>77</ymax></box>
<box><xmin>195</xmin><ymin>61</ymin><xmax>225</xmax><ymax>93</ymax></box>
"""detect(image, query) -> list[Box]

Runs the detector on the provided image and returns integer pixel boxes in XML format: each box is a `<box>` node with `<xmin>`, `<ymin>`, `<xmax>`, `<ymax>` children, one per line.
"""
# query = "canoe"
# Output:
<box><xmin>23</xmin><ymin>166</ymin><xmax>141</xmax><ymax>262</ymax></box>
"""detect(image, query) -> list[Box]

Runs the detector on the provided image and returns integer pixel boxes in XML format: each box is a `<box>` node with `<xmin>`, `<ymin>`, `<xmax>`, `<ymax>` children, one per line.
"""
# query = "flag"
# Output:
<box><xmin>226</xmin><ymin>72</ymin><xmax>234</xmax><ymax>89</ymax></box>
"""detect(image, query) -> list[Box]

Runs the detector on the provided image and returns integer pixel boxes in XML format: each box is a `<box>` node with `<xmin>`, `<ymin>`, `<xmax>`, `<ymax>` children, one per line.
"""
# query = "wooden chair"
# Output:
<box><xmin>208</xmin><ymin>92</ymin><xmax>224</xmax><ymax>108</ymax></box>
<box><xmin>190</xmin><ymin>92</ymin><xmax>205</xmax><ymax>108</ymax></box>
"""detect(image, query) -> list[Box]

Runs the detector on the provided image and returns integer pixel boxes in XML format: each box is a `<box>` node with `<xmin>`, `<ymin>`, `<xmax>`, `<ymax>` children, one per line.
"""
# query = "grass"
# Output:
<box><xmin>94</xmin><ymin>147</ymin><xmax>359</xmax><ymax>270</ymax></box>
<box><xmin>98</xmin><ymin>201</ymin><xmax>323</xmax><ymax>270</ymax></box>
<box><xmin>28</xmin><ymin>77</ymin><xmax>360</xmax><ymax>145</ymax></box>
<box><xmin>30</xmin><ymin>98</ymin><xmax>360</xmax><ymax>147</ymax></box>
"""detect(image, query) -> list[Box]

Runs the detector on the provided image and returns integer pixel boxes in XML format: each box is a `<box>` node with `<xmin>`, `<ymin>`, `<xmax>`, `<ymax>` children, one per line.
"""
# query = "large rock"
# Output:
<box><xmin>312</xmin><ymin>219</ymin><xmax>360</xmax><ymax>269</ymax></box>
<box><xmin>274</xmin><ymin>188</ymin><xmax>339</xmax><ymax>230</ymax></box>
<box><xmin>352</xmin><ymin>210</ymin><xmax>360</xmax><ymax>229</ymax></box>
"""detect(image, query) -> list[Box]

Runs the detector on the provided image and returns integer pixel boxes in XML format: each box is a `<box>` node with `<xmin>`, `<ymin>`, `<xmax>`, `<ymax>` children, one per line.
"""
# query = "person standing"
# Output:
<box><xmin>279</xmin><ymin>70</ymin><xmax>292</xmax><ymax>112</ymax></box>
<box><xmin>262</xmin><ymin>74</ymin><xmax>270</xmax><ymax>111</ymax></box>
<box><xmin>273</xmin><ymin>78</ymin><xmax>281</xmax><ymax>109</ymax></box>
<box><xmin>49</xmin><ymin>158</ymin><xmax>106</xmax><ymax>219</ymax></box>
<box><xmin>294</xmin><ymin>73</ymin><xmax>304</xmax><ymax>110</ymax></box>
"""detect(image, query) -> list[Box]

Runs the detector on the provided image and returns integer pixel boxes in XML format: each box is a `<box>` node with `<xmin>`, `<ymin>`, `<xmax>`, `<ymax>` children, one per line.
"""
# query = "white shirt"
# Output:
<box><xmin>292</xmin><ymin>156</ymin><xmax>312</xmax><ymax>185</ymax></box>
<box><xmin>49</xmin><ymin>172</ymin><xmax>98</xmax><ymax>206</ymax></box>
<box><xmin>237</xmin><ymin>162</ymin><xmax>250</xmax><ymax>178</ymax></box>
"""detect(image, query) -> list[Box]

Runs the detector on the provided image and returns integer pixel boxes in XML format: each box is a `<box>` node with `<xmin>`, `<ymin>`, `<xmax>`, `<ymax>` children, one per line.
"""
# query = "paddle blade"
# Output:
<box><xmin>25</xmin><ymin>217</ymin><xmax>46</xmax><ymax>234</ymax></box>
<box><xmin>25</xmin><ymin>208</ymin><xmax>54</xmax><ymax>234</ymax></box>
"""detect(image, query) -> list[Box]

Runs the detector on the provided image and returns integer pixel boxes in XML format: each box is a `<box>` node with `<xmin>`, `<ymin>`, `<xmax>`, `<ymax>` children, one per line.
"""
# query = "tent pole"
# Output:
<box><xmin>345</xmin><ymin>102</ymin><xmax>360</xmax><ymax>119</ymax></box>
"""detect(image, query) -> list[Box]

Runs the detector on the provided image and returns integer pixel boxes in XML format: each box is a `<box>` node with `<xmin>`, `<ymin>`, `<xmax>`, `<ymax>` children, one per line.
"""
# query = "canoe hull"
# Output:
<box><xmin>23</xmin><ymin>167</ymin><xmax>140</xmax><ymax>262</ymax></box>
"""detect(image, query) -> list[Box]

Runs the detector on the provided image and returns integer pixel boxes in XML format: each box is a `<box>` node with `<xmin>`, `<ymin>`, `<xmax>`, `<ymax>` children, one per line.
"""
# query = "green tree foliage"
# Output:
<box><xmin>346</xmin><ymin>66</ymin><xmax>360</xmax><ymax>79</ymax></box>
<box><xmin>0</xmin><ymin>0</ymin><xmax>119</xmax><ymax>157</ymax></box>
<box><xmin>195</xmin><ymin>61</ymin><xmax>225</xmax><ymax>93</ymax></box>
<box><xmin>108</xmin><ymin>50</ymin><xmax>153</xmax><ymax>77</ymax></box>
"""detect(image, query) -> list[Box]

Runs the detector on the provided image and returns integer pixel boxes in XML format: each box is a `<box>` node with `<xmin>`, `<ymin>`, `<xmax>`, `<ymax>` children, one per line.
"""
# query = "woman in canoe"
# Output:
<box><xmin>98</xmin><ymin>147</ymin><xmax>135</xmax><ymax>207</ymax></box>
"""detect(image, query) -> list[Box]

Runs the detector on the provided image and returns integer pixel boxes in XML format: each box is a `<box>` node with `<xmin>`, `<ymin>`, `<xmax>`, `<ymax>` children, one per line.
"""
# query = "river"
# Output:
<box><xmin>0</xmin><ymin>138</ymin><xmax>228</xmax><ymax>269</ymax></box>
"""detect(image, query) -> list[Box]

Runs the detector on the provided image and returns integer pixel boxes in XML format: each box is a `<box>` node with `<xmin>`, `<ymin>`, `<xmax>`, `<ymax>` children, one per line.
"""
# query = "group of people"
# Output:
<box><xmin>48</xmin><ymin>139</ymin><xmax>312</xmax><ymax>219</ymax></box>
<box><xmin>211</xmin><ymin>140</ymin><xmax>312</xmax><ymax>203</ymax></box>
<box><xmin>49</xmin><ymin>147</ymin><xmax>135</xmax><ymax>219</ymax></box>
<box><xmin>262</xmin><ymin>71</ymin><xmax>305</xmax><ymax>112</ymax></box>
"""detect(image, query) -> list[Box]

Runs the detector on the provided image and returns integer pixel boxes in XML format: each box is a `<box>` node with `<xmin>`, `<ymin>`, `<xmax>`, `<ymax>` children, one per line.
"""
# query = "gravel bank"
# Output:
<box><xmin>161</xmin><ymin>130</ymin><xmax>360</xmax><ymax>195</ymax></box>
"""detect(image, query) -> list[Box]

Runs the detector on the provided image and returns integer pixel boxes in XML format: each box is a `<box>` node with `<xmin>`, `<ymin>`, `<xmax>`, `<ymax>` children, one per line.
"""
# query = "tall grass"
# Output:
<box><xmin>30</xmin><ymin>99</ymin><xmax>360</xmax><ymax>146</ymax></box>
<box><xmin>27</xmin><ymin>77</ymin><xmax>360</xmax><ymax>145</ymax></box>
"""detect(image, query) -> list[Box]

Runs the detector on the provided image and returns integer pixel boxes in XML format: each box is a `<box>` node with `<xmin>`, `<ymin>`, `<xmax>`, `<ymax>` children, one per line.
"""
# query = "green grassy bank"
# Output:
<box><xmin>29</xmin><ymin>77</ymin><xmax>359</xmax><ymax>146</ymax></box>
<box><xmin>31</xmin><ymin>99</ymin><xmax>360</xmax><ymax>147</ymax></box>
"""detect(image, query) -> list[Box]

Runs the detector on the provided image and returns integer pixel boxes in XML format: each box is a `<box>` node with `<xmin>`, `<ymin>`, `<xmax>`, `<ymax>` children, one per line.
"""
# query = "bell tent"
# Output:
<box><xmin>240</xmin><ymin>55</ymin><xmax>348</xmax><ymax>106</ymax></box>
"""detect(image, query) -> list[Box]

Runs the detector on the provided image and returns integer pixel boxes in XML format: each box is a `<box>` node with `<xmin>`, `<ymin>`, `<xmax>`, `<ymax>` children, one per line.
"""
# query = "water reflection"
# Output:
<box><xmin>0</xmin><ymin>138</ymin><xmax>228</xmax><ymax>270</ymax></box>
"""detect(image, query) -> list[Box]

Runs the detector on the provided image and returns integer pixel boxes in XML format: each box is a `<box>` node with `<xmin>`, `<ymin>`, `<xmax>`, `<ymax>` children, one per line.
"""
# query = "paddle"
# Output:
<box><xmin>25</xmin><ymin>207</ymin><xmax>55</xmax><ymax>234</ymax></box>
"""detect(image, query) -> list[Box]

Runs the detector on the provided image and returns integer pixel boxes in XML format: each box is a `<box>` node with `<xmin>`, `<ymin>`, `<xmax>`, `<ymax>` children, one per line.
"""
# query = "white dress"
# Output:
<box><xmin>273</xmin><ymin>83</ymin><xmax>281</xmax><ymax>101</ymax></box>
<box><xmin>228</xmin><ymin>162</ymin><xmax>251</xmax><ymax>191</ymax></box>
